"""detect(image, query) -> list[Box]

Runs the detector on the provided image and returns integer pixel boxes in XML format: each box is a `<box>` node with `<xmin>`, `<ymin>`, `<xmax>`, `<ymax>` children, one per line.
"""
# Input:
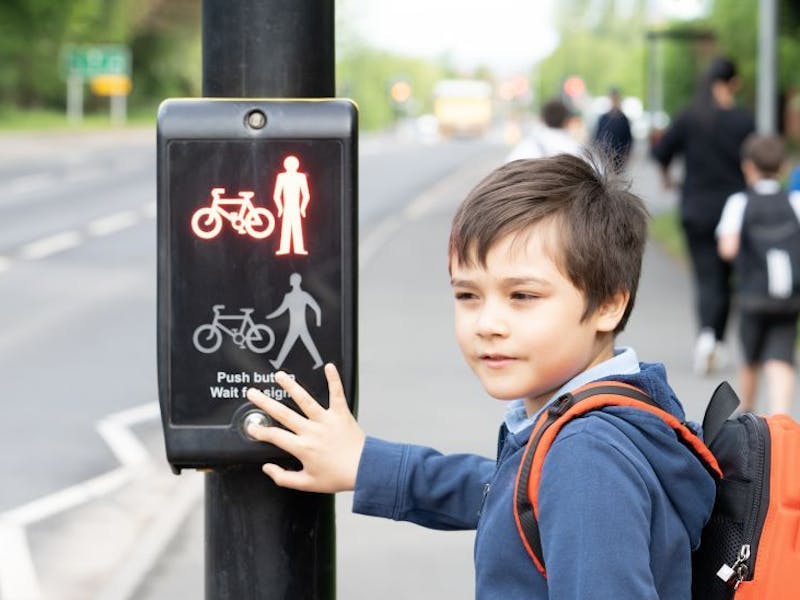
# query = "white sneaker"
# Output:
<box><xmin>693</xmin><ymin>329</ymin><xmax>717</xmax><ymax>376</ymax></box>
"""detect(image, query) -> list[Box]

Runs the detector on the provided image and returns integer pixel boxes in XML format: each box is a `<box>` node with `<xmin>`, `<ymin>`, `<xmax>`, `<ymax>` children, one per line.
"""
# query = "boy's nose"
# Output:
<box><xmin>475</xmin><ymin>306</ymin><xmax>509</xmax><ymax>338</ymax></box>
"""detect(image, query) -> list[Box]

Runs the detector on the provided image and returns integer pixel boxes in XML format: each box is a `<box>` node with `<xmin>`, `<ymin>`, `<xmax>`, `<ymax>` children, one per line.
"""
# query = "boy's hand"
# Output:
<box><xmin>245</xmin><ymin>363</ymin><xmax>365</xmax><ymax>493</ymax></box>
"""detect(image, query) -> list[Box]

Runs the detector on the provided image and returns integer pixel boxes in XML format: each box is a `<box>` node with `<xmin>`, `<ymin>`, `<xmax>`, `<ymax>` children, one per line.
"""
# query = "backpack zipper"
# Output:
<box><xmin>716</xmin><ymin>413</ymin><xmax>770</xmax><ymax>588</ymax></box>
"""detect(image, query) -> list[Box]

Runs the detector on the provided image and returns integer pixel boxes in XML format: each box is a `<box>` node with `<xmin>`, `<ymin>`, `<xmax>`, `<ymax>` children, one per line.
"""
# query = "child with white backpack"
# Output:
<box><xmin>717</xmin><ymin>134</ymin><xmax>800</xmax><ymax>414</ymax></box>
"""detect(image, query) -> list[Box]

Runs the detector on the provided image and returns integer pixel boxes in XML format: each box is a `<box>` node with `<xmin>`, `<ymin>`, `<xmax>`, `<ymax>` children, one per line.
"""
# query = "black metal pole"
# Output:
<box><xmin>202</xmin><ymin>1</ymin><xmax>336</xmax><ymax>599</ymax></box>
<box><xmin>202</xmin><ymin>0</ymin><xmax>334</xmax><ymax>98</ymax></box>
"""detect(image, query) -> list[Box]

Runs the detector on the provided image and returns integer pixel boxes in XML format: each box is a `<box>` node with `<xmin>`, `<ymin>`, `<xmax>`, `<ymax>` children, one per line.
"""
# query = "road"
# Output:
<box><xmin>0</xmin><ymin>125</ymin><xmax>508</xmax><ymax>599</ymax></box>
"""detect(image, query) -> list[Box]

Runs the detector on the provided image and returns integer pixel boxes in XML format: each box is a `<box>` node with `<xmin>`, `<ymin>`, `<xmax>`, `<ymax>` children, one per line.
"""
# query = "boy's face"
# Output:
<box><xmin>450</xmin><ymin>223</ymin><xmax>618</xmax><ymax>415</ymax></box>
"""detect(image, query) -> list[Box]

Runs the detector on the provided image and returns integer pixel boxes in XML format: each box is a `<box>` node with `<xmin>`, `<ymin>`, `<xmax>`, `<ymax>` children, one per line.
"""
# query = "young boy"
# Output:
<box><xmin>246</xmin><ymin>154</ymin><xmax>717</xmax><ymax>598</ymax></box>
<box><xmin>716</xmin><ymin>134</ymin><xmax>800</xmax><ymax>414</ymax></box>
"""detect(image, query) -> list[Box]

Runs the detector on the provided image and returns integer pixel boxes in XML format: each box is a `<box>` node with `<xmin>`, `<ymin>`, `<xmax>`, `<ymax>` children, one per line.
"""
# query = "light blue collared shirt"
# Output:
<box><xmin>504</xmin><ymin>347</ymin><xmax>641</xmax><ymax>434</ymax></box>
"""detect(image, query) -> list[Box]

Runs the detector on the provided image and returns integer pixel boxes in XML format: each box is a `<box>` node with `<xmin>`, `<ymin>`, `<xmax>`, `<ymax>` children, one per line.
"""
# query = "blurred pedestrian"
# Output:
<box><xmin>651</xmin><ymin>56</ymin><xmax>755</xmax><ymax>375</ymax></box>
<box><xmin>593</xmin><ymin>87</ymin><xmax>633</xmax><ymax>173</ymax></box>
<box><xmin>506</xmin><ymin>98</ymin><xmax>583</xmax><ymax>162</ymax></box>
<box><xmin>717</xmin><ymin>134</ymin><xmax>800</xmax><ymax>415</ymax></box>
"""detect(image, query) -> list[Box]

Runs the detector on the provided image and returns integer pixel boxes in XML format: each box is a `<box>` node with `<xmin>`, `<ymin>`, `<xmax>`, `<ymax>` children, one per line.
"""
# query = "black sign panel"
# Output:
<box><xmin>157</xmin><ymin>99</ymin><xmax>357</xmax><ymax>470</ymax></box>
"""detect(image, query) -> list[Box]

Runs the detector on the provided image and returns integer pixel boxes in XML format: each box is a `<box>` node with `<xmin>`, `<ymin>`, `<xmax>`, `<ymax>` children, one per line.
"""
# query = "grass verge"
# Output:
<box><xmin>0</xmin><ymin>106</ymin><xmax>157</xmax><ymax>132</ymax></box>
<box><xmin>650</xmin><ymin>209</ymin><xmax>687</xmax><ymax>263</ymax></box>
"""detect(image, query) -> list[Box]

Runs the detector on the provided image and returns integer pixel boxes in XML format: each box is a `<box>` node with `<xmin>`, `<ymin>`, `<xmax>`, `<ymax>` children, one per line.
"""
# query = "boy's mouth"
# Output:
<box><xmin>479</xmin><ymin>354</ymin><xmax>516</xmax><ymax>368</ymax></box>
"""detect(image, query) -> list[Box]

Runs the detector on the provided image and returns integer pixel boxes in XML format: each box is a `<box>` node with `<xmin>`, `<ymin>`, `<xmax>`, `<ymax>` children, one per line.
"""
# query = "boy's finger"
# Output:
<box><xmin>247</xmin><ymin>425</ymin><xmax>304</xmax><ymax>458</ymax></box>
<box><xmin>275</xmin><ymin>371</ymin><xmax>324</xmax><ymax>419</ymax></box>
<box><xmin>245</xmin><ymin>386</ymin><xmax>271</xmax><ymax>410</ymax></box>
<box><xmin>323</xmin><ymin>363</ymin><xmax>348</xmax><ymax>410</ymax></box>
<box><xmin>262</xmin><ymin>463</ymin><xmax>315</xmax><ymax>492</ymax></box>
<box><xmin>246</xmin><ymin>389</ymin><xmax>307</xmax><ymax>433</ymax></box>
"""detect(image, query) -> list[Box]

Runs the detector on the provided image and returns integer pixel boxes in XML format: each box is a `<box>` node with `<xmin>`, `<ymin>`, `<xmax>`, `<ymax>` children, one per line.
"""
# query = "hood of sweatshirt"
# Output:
<box><xmin>596</xmin><ymin>362</ymin><xmax>715</xmax><ymax>549</ymax></box>
<box><xmin>505</xmin><ymin>361</ymin><xmax>715</xmax><ymax>551</ymax></box>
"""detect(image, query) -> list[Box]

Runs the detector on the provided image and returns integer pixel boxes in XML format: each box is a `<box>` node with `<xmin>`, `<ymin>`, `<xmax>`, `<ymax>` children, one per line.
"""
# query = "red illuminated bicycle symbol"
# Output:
<box><xmin>190</xmin><ymin>187</ymin><xmax>276</xmax><ymax>240</ymax></box>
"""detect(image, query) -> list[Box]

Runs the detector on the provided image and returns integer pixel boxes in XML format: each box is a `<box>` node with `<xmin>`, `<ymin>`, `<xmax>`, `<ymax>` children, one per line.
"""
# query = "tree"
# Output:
<box><xmin>0</xmin><ymin>0</ymin><xmax>199</xmax><ymax>111</ymax></box>
<box><xmin>535</xmin><ymin>0</ymin><xmax>648</xmax><ymax>107</ymax></box>
<box><xmin>336</xmin><ymin>42</ymin><xmax>448</xmax><ymax>130</ymax></box>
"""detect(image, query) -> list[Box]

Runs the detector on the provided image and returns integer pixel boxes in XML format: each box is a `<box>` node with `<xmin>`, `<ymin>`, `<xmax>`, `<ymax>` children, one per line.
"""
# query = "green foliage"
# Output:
<box><xmin>649</xmin><ymin>208</ymin><xmax>687</xmax><ymax>263</ymax></box>
<box><xmin>0</xmin><ymin>0</ymin><xmax>199</xmax><ymax>113</ymax></box>
<box><xmin>0</xmin><ymin>0</ymin><xmax>437</xmax><ymax>131</ymax></box>
<box><xmin>5</xmin><ymin>0</ymin><xmax>800</xmax><ymax>134</ymax></box>
<box><xmin>337</xmin><ymin>43</ymin><xmax>448</xmax><ymax>130</ymax></box>
<box><xmin>536</xmin><ymin>0</ymin><xmax>647</xmax><ymax>106</ymax></box>
<box><xmin>537</xmin><ymin>31</ymin><xmax>646</xmax><ymax>102</ymax></box>
<box><xmin>658</xmin><ymin>0</ymin><xmax>800</xmax><ymax>117</ymax></box>
<box><xmin>659</xmin><ymin>30</ymin><xmax>709</xmax><ymax>116</ymax></box>
<box><xmin>706</xmin><ymin>0</ymin><xmax>758</xmax><ymax>106</ymax></box>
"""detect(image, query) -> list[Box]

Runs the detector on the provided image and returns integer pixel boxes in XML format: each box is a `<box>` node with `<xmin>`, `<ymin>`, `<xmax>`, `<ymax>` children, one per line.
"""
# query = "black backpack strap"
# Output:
<box><xmin>701</xmin><ymin>381</ymin><xmax>741</xmax><ymax>445</ymax></box>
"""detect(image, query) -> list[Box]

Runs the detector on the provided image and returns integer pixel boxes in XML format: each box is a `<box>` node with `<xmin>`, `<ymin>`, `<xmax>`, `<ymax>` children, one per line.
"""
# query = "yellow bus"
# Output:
<box><xmin>433</xmin><ymin>79</ymin><xmax>493</xmax><ymax>138</ymax></box>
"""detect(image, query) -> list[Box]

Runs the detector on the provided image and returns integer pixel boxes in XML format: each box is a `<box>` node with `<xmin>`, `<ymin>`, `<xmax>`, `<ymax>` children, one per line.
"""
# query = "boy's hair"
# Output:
<box><xmin>742</xmin><ymin>133</ymin><xmax>785</xmax><ymax>177</ymax></box>
<box><xmin>448</xmin><ymin>153</ymin><xmax>649</xmax><ymax>334</ymax></box>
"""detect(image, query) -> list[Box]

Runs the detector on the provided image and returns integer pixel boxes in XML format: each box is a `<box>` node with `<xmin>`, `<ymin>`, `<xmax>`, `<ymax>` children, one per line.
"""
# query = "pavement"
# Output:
<box><xmin>19</xmin><ymin>137</ymin><xmax>800</xmax><ymax>600</ymax></box>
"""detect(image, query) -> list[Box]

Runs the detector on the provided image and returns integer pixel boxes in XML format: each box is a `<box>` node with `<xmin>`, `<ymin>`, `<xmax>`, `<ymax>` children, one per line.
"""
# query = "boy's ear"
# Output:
<box><xmin>741</xmin><ymin>159</ymin><xmax>759</xmax><ymax>183</ymax></box>
<box><xmin>595</xmin><ymin>290</ymin><xmax>630</xmax><ymax>333</ymax></box>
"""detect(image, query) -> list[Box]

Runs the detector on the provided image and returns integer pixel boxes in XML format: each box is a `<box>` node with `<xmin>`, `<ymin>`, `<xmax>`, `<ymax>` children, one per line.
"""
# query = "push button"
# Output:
<box><xmin>242</xmin><ymin>410</ymin><xmax>270</xmax><ymax>441</ymax></box>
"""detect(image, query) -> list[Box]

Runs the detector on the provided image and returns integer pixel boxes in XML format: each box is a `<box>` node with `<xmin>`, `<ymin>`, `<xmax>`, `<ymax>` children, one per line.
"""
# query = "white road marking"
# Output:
<box><xmin>140</xmin><ymin>201</ymin><xmax>157</xmax><ymax>219</ymax></box>
<box><xmin>18</xmin><ymin>230</ymin><xmax>83</xmax><ymax>260</ymax></box>
<box><xmin>87</xmin><ymin>210</ymin><xmax>140</xmax><ymax>237</ymax></box>
<box><xmin>359</xmin><ymin>214</ymin><xmax>404</xmax><ymax>266</ymax></box>
<box><xmin>0</xmin><ymin>201</ymin><xmax>157</xmax><ymax>272</ymax></box>
<box><xmin>6</xmin><ymin>173</ymin><xmax>55</xmax><ymax>196</ymax></box>
<box><xmin>404</xmin><ymin>157</ymin><xmax>483</xmax><ymax>221</ymax></box>
<box><xmin>0</xmin><ymin>402</ymin><xmax>159</xmax><ymax>600</ymax></box>
<box><xmin>0</xmin><ymin>521</ymin><xmax>41</xmax><ymax>600</ymax></box>
<box><xmin>6</xmin><ymin>468</ymin><xmax>133</xmax><ymax>526</ymax></box>
<box><xmin>96</xmin><ymin>402</ymin><xmax>160</xmax><ymax>468</ymax></box>
<box><xmin>95</xmin><ymin>476</ymin><xmax>203</xmax><ymax>600</ymax></box>
<box><xmin>361</xmin><ymin>154</ymin><xmax>499</xmax><ymax>267</ymax></box>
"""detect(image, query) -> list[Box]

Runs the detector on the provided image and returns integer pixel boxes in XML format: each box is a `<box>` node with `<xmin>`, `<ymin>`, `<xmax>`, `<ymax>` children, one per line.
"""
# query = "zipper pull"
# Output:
<box><xmin>716</xmin><ymin>544</ymin><xmax>750</xmax><ymax>588</ymax></box>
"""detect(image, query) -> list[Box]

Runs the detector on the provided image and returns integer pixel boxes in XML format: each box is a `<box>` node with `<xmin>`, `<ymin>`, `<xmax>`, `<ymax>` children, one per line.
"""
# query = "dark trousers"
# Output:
<box><xmin>683</xmin><ymin>223</ymin><xmax>731</xmax><ymax>341</ymax></box>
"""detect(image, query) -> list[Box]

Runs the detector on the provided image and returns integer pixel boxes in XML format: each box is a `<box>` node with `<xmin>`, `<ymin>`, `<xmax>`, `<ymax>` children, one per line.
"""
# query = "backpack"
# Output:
<box><xmin>736</xmin><ymin>189</ymin><xmax>800</xmax><ymax>313</ymax></box>
<box><xmin>513</xmin><ymin>380</ymin><xmax>800</xmax><ymax>599</ymax></box>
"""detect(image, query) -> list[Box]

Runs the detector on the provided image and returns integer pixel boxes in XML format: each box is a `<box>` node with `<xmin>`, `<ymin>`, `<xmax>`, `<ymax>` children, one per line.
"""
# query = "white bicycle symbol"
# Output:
<box><xmin>192</xmin><ymin>305</ymin><xmax>276</xmax><ymax>354</ymax></box>
<box><xmin>190</xmin><ymin>187</ymin><xmax>276</xmax><ymax>240</ymax></box>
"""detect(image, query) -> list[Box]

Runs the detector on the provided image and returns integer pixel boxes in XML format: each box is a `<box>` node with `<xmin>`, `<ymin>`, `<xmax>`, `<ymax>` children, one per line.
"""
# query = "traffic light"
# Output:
<box><xmin>389</xmin><ymin>79</ymin><xmax>412</xmax><ymax>104</ymax></box>
<box><xmin>157</xmin><ymin>99</ymin><xmax>357</xmax><ymax>472</ymax></box>
<box><xmin>563</xmin><ymin>76</ymin><xmax>586</xmax><ymax>99</ymax></box>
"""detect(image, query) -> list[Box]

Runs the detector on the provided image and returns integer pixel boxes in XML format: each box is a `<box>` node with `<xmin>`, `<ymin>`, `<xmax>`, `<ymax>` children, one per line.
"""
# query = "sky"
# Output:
<box><xmin>341</xmin><ymin>0</ymin><xmax>710</xmax><ymax>75</ymax></box>
<box><xmin>343</xmin><ymin>0</ymin><xmax>560</xmax><ymax>75</ymax></box>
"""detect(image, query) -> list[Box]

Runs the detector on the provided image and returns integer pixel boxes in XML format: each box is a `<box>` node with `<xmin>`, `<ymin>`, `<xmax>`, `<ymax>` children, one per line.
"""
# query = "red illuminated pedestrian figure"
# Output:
<box><xmin>267</xmin><ymin>273</ymin><xmax>323</xmax><ymax>370</ymax></box>
<box><xmin>273</xmin><ymin>155</ymin><xmax>310</xmax><ymax>255</ymax></box>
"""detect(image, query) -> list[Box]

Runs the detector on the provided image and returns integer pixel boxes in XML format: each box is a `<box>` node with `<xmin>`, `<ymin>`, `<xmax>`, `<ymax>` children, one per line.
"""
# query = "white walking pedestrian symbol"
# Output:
<box><xmin>267</xmin><ymin>273</ymin><xmax>323</xmax><ymax>369</ymax></box>
<box><xmin>273</xmin><ymin>155</ymin><xmax>310</xmax><ymax>256</ymax></box>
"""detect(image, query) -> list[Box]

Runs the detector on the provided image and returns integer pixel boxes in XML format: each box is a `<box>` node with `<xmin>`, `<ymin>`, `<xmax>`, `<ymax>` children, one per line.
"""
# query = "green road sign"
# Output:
<box><xmin>63</xmin><ymin>45</ymin><xmax>131</xmax><ymax>78</ymax></box>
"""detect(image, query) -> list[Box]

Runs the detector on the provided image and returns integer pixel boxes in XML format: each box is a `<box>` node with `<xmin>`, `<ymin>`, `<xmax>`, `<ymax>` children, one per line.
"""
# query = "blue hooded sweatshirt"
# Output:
<box><xmin>352</xmin><ymin>362</ymin><xmax>717</xmax><ymax>599</ymax></box>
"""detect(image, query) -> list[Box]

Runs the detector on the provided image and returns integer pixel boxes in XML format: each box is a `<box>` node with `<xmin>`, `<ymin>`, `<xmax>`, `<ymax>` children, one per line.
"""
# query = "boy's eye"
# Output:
<box><xmin>454</xmin><ymin>291</ymin><xmax>477</xmax><ymax>301</ymax></box>
<box><xmin>510</xmin><ymin>291</ymin><xmax>538</xmax><ymax>301</ymax></box>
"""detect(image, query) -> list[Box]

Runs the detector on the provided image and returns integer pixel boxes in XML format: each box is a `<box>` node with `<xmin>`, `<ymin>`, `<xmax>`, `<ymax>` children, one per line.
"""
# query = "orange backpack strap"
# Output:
<box><xmin>513</xmin><ymin>381</ymin><xmax>722</xmax><ymax>577</ymax></box>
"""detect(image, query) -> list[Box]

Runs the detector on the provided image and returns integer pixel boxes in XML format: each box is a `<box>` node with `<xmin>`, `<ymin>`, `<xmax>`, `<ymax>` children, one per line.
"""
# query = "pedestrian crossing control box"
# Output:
<box><xmin>157</xmin><ymin>98</ymin><xmax>357</xmax><ymax>472</ymax></box>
